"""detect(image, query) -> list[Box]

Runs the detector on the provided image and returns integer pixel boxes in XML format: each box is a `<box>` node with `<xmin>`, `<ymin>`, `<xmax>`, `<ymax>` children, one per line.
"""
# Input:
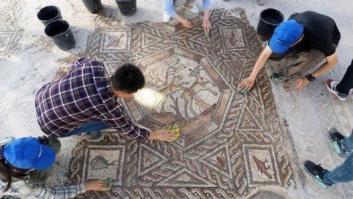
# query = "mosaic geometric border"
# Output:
<box><xmin>69</xmin><ymin>8</ymin><xmax>298</xmax><ymax>199</ymax></box>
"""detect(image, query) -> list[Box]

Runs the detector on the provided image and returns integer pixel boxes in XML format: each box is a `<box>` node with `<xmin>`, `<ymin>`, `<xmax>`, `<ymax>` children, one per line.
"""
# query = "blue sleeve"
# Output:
<box><xmin>163</xmin><ymin>0</ymin><xmax>177</xmax><ymax>17</ymax></box>
<box><xmin>203</xmin><ymin>0</ymin><xmax>212</xmax><ymax>10</ymax></box>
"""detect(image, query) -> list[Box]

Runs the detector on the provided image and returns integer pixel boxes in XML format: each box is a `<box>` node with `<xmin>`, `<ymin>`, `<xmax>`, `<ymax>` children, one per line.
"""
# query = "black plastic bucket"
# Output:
<box><xmin>82</xmin><ymin>0</ymin><xmax>103</xmax><ymax>13</ymax></box>
<box><xmin>257</xmin><ymin>8</ymin><xmax>284</xmax><ymax>41</ymax></box>
<box><xmin>37</xmin><ymin>6</ymin><xmax>62</xmax><ymax>25</ymax></box>
<box><xmin>45</xmin><ymin>20</ymin><xmax>76</xmax><ymax>50</ymax></box>
<box><xmin>115</xmin><ymin>0</ymin><xmax>137</xmax><ymax>16</ymax></box>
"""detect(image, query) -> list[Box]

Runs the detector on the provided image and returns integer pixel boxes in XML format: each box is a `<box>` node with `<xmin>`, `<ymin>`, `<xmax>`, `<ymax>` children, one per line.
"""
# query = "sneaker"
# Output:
<box><xmin>189</xmin><ymin>4</ymin><xmax>200</xmax><ymax>14</ymax></box>
<box><xmin>304</xmin><ymin>160</ymin><xmax>331</xmax><ymax>188</ymax></box>
<box><xmin>326</xmin><ymin>79</ymin><xmax>349</xmax><ymax>101</ymax></box>
<box><xmin>270</xmin><ymin>73</ymin><xmax>286</xmax><ymax>83</ymax></box>
<box><xmin>163</xmin><ymin>12</ymin><xmax>171</xmax><ymax>22</ymax></box>
<box><xmin>329</xmin><ymin>128</ymin><xmax>348</xmax><ymax>157</ymax></box>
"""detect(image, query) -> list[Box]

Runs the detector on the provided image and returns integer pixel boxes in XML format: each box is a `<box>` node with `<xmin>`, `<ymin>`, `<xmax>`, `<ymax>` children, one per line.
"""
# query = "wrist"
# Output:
<box><xmin>84</xmin><ymin>182</ymin><xmax>89</xmax><ymax>191</ymax></box>
<box><xmin>249</xmin><ymin>75</ymin><xmax>257</xmax><ymax>82</ymax></box>
<box><xmin>148</xmin><ymin>131</ymin><xmax>156</xmax><ymax>140</ymax></box>
<box><xmin>80</xmin><ymin>183</ymin><xmax>86</xmax><ymax>193</ymax></box>
<box><xmin>179</xmin><ymin>17</ymin><xmax>187</xmax><ymax>22</ymax></box>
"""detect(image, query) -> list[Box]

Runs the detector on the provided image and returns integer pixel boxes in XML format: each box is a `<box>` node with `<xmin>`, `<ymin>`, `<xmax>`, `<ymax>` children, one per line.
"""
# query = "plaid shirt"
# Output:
<box><xmin>0</xmin><ymin>179</ymin><xmax>85</xmax><ymax>199</ymax></box>
<box><xmin>35</xmin><ymin>58</ymin><xmax>150</xmax><ymax>140</ymax></box>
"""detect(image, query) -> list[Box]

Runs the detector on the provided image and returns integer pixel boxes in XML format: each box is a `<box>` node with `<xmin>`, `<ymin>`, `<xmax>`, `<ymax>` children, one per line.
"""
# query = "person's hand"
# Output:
<box><xmin>84</xmin><ymin>180</ymin><xmax>109</xmax><ymax>192</ymax></box>
<box><xmin>181</xmin><ymin>19</ymin><xmax>192</xmax><ymax>28</ymax></box>
<box><xmin>239</xmin><ymin>77</ymin><xmax>255</xmax><ymax>91</ymax></box>
<box><xmin>295</xmin><ymin>78</ymin><xmax>309</xmax><ymax>90</ymax></box>
<box><xmin>149</xmin><ymin>129</ymin><xmax>178</xmax><ymax>142</ymax></box>
<box><xmin>202</xmin><ymin>18</ymin><xmax>211</xmax><ymax>33</ymax></box>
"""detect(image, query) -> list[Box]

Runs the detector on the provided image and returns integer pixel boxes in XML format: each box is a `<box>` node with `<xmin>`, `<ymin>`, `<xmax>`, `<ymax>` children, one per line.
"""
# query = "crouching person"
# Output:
<box><xmin>0</xmin><ymin>137</ymin><xmax>108</xmax><ymax>198</ymax></box>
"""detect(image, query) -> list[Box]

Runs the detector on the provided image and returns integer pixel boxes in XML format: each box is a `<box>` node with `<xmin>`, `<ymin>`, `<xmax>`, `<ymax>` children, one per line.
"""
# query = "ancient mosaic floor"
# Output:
<box><xmin>0</xmin><ymin>0</ymin><xmax>22</xmax><ymax>60</ymax></box>
<box><xmin>67</xmin><ymin>8</ymin><xmax>298</xmax><ymax>199</ymax></box>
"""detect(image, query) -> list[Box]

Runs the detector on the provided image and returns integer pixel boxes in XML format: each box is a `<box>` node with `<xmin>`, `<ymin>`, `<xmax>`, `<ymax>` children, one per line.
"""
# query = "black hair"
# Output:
<box><xmin>110</xmin><ymin>63</ymin><xmax>145</xmax><ymax>93</ymax></box>
<box><xmin>0</xmin><ymin>153</ymin><xmax>30</xmax><ymax>192</ymax></box>
<box><xmin>0</xmin><ymin>159</ymin><xmax>12</xmax><ymax>192</ymax></box>
<box><xmin>0</xmin><ymin>159</ymin><xmax>28</xmax><ymax>192</ymax></box>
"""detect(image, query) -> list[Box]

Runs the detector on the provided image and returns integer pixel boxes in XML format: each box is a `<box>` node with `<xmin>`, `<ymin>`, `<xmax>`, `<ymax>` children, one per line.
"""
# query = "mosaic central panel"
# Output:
<box><xmin>69</xmin><ymin>8</ymin><xmax>298</xmax><ymax>199</ymax></box>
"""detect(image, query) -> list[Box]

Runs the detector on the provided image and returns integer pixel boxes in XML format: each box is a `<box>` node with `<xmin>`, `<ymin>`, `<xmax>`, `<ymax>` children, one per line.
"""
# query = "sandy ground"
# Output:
<box><xmin>1</xmin><ymin>0</ymin><xmax>353</xmax><ymax>198</ymax></box>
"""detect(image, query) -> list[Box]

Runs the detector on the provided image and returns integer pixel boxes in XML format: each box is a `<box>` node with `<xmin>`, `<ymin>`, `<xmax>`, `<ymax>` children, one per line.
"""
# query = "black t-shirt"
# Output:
<box><xmin>289</xmin><ymin>11</ymin><xmax>341</xmax><ymax>56</ymax></box>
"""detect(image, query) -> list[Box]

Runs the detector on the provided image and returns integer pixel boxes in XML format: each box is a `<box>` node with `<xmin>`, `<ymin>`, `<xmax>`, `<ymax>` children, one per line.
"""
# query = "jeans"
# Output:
<box><xmin>336</xmin><ymin>59</ymin><xmax>353</xmax><ymax>95</ymax></box>
<box><xmin>324</xmin><ymin>151</ymin><xmax>353</xmax><ymax>185</ymax></box>
<box><xmin>323</xmin><ymin>129</ymin><xmax>353</xmax><ymax>185</ymax></box>
<box><xmin>65</xmin><ymin>120</ymin><xmax>110</xmax><ymax>137</ymax></box>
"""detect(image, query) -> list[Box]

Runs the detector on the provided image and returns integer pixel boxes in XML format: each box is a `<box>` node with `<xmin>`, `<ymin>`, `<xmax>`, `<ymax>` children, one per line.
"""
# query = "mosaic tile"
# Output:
<box><xmin>69</xmin><ymin>8</ymin><xmax>298</xmax><ymax>199</ymax></box>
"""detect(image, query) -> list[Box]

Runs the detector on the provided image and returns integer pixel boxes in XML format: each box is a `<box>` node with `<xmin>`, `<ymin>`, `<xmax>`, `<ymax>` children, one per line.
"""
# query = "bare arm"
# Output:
<box><xmin>312</xmin><ymin>52</ymin><xmax>338</xmax><ymax>78</ymax></box>
<box><xmin>296</xmin><ymin>52</ymin><xmax>338</xmax><ymax>90</ymax></box>
<box><xmin>249</xmin><ymin>45</ymin><xmax>273</xmax><ymax>80</ymax></box>
<box><xmin>175</xmin><ymin>15</ymin><xmax>192</xmax><ymax>28</ymax></box>
<box><xmin>203</xmin><ymin>10</ymin><xmax>210</xmax><ymax>21</ymax></box>
<box><xmin>239</xmin><ymin>45</ymin><xmax>272</xmax><ymax>89</ymax></box>
<box><xmin>202</xmin><ymin>10</ymin><xmax>211</xmax><ymax>32</ymax></box>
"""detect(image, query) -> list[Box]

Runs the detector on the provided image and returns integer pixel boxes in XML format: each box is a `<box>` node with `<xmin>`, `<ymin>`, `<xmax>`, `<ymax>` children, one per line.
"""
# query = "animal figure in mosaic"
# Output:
<box><xmin>229</xmin><ymin>30</ymin><xmax>238</xmax><ymax>46</ymax></box>
<box><xmin>209</xmin><ymin>152</ymin><xmax>227</xmax><ymax>170</ymax></box>
<box><xmin>252</xmin><ymin>155</ymin><xmax>272</xmax><ymax>179</ymax></box>
<box><xmin>89</xmin><ymin>155</ymin><xmax>118</xmax><ymax>170</ymax></box>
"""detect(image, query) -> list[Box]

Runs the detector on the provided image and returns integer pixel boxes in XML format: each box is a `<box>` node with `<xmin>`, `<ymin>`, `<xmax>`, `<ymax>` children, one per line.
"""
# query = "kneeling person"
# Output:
<box><xmin>0</xmin><ymin>137</ymin><xmax>107</xmax><ymax>198</ymax></box>
<box><xmin>35</xmin><ymin>58</ymin><xmax>176</xmax><ymax>141</ymax></box>
<box><xmin>240</xmin><ymin>11</ymin><xmax>341</xmax><ymax>91</ymax></box>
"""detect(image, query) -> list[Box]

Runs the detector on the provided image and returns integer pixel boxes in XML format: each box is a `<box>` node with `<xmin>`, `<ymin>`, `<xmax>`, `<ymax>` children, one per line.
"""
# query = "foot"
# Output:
<box><xmin>304</xmin><ymin>160</ymin><xmax>331</xmax><ymax>188</ymax></box>
<box><xmin>270</xmin><ymin>73</ymin><xmax>286</xmax><ymax>83</ymax></box>
<box><xmin>329</xmin><ymin>128</ymin><xmax>348</xmax><ymax>157</ymax></box>
<box><xmin>326</xmin><ymin>79</ymin><xmax>349</xmax><ymax>101</ymax></box>
<box><xmin>189</xmin><ymin>4</ymin><xmax>200</xmax><ymax>14</ymax></box>
<box><xmin>163</xmin><ymin>12</ymin><xmax>171</xmax><ymax>22</ymax></box>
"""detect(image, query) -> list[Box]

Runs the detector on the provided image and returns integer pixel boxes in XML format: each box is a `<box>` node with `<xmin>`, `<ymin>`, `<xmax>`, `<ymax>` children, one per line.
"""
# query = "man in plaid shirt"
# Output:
<box><xmin>35</xmin><ymin>58</ymin><xmax>175</xmax><ymax>141</ymax></box>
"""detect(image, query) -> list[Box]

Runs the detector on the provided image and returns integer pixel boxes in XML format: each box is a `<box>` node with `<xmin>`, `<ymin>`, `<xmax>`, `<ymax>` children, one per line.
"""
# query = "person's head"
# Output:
<box><xmin>110</xmin><ymin>63</ymin><xmax>145</xmax><ymax>100</ymax></box>
<box><xmin>269</xmin><ymin>19</ymin><xmax>304</xmax><ymax>54</ymax></box>
<box><xmin>0</xmin><ymin>137</ymin><xmax>55</xmax><ymax>191</ymax></box>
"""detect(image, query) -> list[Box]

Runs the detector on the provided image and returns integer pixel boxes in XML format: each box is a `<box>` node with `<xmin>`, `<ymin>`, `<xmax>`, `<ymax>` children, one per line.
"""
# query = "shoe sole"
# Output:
<box><xmin>325</xmin><ymin>81</ymin><xmax>348</xmax><ymax>101</ymax></box>
<box><xmin>303</xmin><ymin>165</ymin><xmax>328</xmax><ymax>188</ymax></box>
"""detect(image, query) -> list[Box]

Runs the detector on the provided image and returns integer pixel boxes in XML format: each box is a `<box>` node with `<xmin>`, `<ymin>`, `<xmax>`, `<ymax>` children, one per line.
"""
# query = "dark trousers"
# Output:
<box><xmin>336</xmin><ymin>59</ymin><xmax>353</xmax><ymax>95</ymax></box>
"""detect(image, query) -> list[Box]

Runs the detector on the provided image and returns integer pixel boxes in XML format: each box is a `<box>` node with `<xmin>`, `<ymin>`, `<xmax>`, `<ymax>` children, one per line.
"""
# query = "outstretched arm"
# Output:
<box><xmin>163</xmin><ymin>0</ymin><xmax>192</xmax><ymax>28</ymax></box>
<box><xmin>17</xmin><ymin>180</ymin><xmax>108</xmax><ymax>199</ymax></box>
<box><xmin>202</xmin><ymin>0</ymin><xmax>211</xmax><ymax>32</ymax></box>
<box><xmin>239</xmin><ymin>45</ymin><xmax>272</xmax><ymax>90</ymax></box>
